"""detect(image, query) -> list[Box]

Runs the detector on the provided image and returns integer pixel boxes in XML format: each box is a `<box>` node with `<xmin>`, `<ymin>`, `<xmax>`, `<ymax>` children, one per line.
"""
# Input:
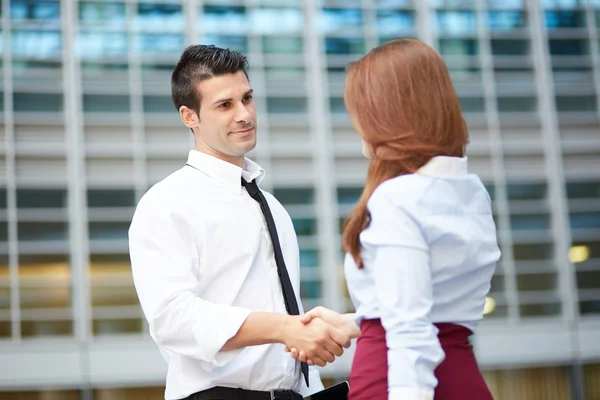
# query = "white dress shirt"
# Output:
<box><xmin>129</xmin><ymin>150</ymin><xmax>323</xmax><ymax>400</ymax></box>
<box><xmin>345</xmin><ymin>156</ymin><xmax>501</xmax><ymax>400</ymax></box>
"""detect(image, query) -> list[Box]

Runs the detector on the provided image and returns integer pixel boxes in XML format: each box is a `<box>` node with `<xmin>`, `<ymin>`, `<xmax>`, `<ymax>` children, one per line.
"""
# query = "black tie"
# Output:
<box><xmin>242</xmin><ymin>178</ymin><xmax>310</xmax><ymax>387</ymax></box>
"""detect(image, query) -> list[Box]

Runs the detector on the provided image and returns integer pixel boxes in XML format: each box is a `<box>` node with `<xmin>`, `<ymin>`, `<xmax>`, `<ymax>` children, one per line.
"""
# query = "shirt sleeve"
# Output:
<box><xmin>360</xmin><ymin>188</ymin><xmax>445</xmax><ymax>399</ymax></box>
<box><xmin>128</xmin><ymin>194</ymin><xmax>252</xmax><ymax>370</ymax></box>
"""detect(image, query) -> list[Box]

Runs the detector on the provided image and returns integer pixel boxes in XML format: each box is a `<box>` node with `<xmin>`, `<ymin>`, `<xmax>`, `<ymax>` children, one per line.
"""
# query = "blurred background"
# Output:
<box><xmin>0</xmin><ymin>0</ymin><xmax>599</xmax><ymax>399</ymax></box>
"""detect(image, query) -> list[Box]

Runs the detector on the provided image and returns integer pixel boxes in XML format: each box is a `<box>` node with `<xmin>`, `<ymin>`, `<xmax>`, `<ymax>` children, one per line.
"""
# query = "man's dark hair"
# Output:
<box><xmin>171</xmin><ymin>45</ymin><xmax>249</xmax><ymax>114</ymax></box>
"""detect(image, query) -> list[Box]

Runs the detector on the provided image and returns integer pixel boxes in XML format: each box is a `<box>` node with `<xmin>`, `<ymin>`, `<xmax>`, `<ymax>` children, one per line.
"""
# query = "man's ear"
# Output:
<box><xmin>179</xmin><ymin>106</ymin><xmax>200</xmax><ymax>129</ymax></box>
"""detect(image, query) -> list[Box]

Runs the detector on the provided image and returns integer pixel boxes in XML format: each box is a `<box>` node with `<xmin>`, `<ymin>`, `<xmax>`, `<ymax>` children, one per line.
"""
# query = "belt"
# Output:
<box><xmin>188</xmin><ymin>386</ymin><xmax>303</xmax><ymax>400</ymax></box>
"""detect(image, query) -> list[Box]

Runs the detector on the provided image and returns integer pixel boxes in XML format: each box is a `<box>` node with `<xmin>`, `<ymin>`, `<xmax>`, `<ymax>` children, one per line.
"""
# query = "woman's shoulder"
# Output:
<box><xmin>369</xmin><ymin>174</ymin><xmax>434</xmax><ymax>207</ymax></box>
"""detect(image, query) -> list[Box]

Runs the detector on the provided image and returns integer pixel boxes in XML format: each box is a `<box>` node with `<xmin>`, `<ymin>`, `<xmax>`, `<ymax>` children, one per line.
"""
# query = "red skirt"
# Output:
<box><xmin>348</xmin><ymin>319</ymin><xmax>493</xmax><ymax>400</ymax></box>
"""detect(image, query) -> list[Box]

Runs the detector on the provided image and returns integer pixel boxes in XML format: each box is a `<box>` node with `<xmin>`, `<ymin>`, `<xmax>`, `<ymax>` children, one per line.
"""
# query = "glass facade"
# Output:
<box><xmin>0</xmin><ymin>0</ymin><xmax>598</xmax><ymax>398</ymax></box>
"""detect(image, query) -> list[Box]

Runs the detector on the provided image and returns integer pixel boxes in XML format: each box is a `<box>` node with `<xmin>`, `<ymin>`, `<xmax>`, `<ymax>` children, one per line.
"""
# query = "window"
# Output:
<box><xmin>89</xmin><ymin>222</ymin><xmax>129</xmax><ymax>241</ymax></box>
<box><xmin>262</xmin><ymin>37</ymin><xmax>303</xmax><ymax>54</ymax></box>
<box><xmin>87</xmin><ymin>189</ymin><xmax>135</xmax><ymax>208</ymax></box>
<box><xmin>266</xmin><ymin>97</ymin><xmax>307</xmax><ymax>114</ymax></box>
<box><xmin>250</xmin><ymin>8</ymin><xmax>303</xmax><ymax>34</ymax></box>
<box><xmin>203</xmin><ymin>6</ymin><xmax>247</xmax><ymax>34</ymax></box>
<box><xmin>17</xmin><ymin>189</ymin><xmax>67</xmax><ymax>208</ymax></box>
<box><xmin>13</xmin><ymin>93</ymin><xmax>63</xmax><ymax>112</ymax></box>
<box><xmin>272</xmin><ymin>188</ymin><xmax>314</xmax><ymax>205</ymax></box>
<box><xmin>18</xmin><ymin>222</ymin><xmax>67</xmax><ymax>241</ymax></box>
<box><xmin>320</xmin><ymin>8</ymin><xmax>363</xmax><ymax>34</ymax></box>
<box><xmin>83</xmin><ymin>94</ymin><xmax>130</xmax><ymax>113</ymax></box>
<box><xmin>324</xmin><ymin>37</ymin><xmax>365</xmax><ymax>55</ymax></box>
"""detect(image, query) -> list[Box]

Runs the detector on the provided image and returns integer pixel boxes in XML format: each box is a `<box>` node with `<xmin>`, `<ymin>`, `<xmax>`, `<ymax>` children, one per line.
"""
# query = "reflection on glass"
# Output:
<box><xmin>580</xmin><ymin>301</ymin><xmax>600</xmax><ymax>315</ymax></box>
<box><xmin>18</xmin><ymin>222</ymin><xmax>67</xmax><ymax>241</ymax></box>
<box><xmin>301</xmin><ymin>281</ymin><xmax>321</xmax><ymax>299</ymax></box>
<box><xmin>293</xmin><ymin>218</ymin><xmax>317</xmax><ymax>236</ymax></box>
<box><xmin>566</xmin><ymin>181</ymin><xmax>600</xmax><ymax>199</ymax></box>
<box><xmin>438</xmin><ymin>39</ymin><xmax>478</xmax><ymax>56</ymax></box>
<box><xmin>21</xmin><ymin>320</ymin><xmax>73</xmax><ymax>337</ymax></box>
<box><xmin>203</xmin><ymin>6</ymin><xmax>247</xmax><ymax>34</ymax></box>
<box><xmin>570</xmin><ymin>212</ymin><xmax>600</xmax><ymax>229</ymax></box>
<box><xmin>519</xmin><ymin>303</ymin><xmax>560</xmax><ymax>317</ymax></box>
<box><xmin>300</xmin><ymin>249</ymin><xmax>318</xmax><ymax>267</ymax></box>
<box><xmin>136</xmin><ymin>34</ymin><xmax>184</xmax><ymax>54</ymax></box>
<box><xmin>265</xmin><ymin>67</ymin><xmax>305</xmax><ymax>81</ymax></box>
<box><xmin>144</xmin><ymin>95</ymin><xmax>174</xmax><ymax>113</ymax></box>
<box><xmin>324</xmin><ymin>37</ymin><xmax>365</xmax><ymax>55</ymax></box>
<box><xmin>79</xmin><ymin>2</ymin><xmax>126</xmax><ymax>29</ymax></box>
<box><xmin>491</xmin><ymin>39</ymin><xmax>529</xmax><ymax>56</ymax></box>
<box><xmin>267</xmin><ymin>97</ymin><xmax>307</xmax><ymax>114</ymax></box>
<box><xmin>10</xmin><ymin>0</ymin><xmax>60</xmax><ymax>21</ymax></box>
<box><xmin>548</xmin><ymin>39</ymin><xmax>588</xmax><ymax>55</ymax></box>
<box><xmin>490</xmin><ymin>274</ymin><xmax>505</xmax><ymax>292</ymax></box>
<box><xmin>320</xmin><ymin>8</ymin><xmax>363</xmax><ymax>34</ymax></box>
<box><xmin>136</xmin><ymin>3</ymin><xmax>183</xmax><ymax>32</ymax></box>
<box><xmin>513</xmin><ymin>243</ymin><xmax>553</xmax><ymax>261</ymax></box>
<box><xmin>498</xmin><ymin>97</ymin><xmax>536</xmax><ymax>112</ymax></box>
<box><xmin>545</xmin><ymin>11</ymin><xmax>586</xmax><ymax>29</ymax></box>
<box><xmin>459</xmin><ymin>97</ymin><xmax>485</xmax><ymax>113</ymax></box>
<box><xmin>540</xmin><ymin>0</ymin><xmax>585</xmax><ymax>9</ymax></box>
<box><xmin>83</xmin><ymin>94</ymin><xmax>130</xmax><ymax>113</ymax></box>
<box><xmin>89</xmin><ymin>222</ymin><xmax>129</xmax><ymax>241</ymax></box>
<box><xmin>487</xmin><ymin>11</ymin><xmax>526</xmax><ymax>30</ymax></box>
<box><xmin>376</xmin><ymin>10</ymin><xmax>414</xmax><ymax>35</ymax></box>
<box><xmin>487</xmin><ymin>0</ymin><xmax>524</xmax><ymax>8</ymax></box>
<box><xmin>21</xmin><ymin>287</ymin><xmax>71</xmax><ymax>309</ymax></box>
<box><xmin>435</xmin><ymin>11</ymin><xmax>476</xmax><ymax>35</ymax></box>
<box><xmin>78</xmin><ymin>32</ymin><xmax>127</xmax><ymax>60</ymax></box>
<box><xmin>93</xmin><ymin>319</ymin><xmax>142</xmax><ymax>335</ymax></box>
<box><xmin>555</xmin><ymin>95</ymin><xmax>597</xmax><ymax>112</ymax></box>
<box><xmin>576</xmin><ymin>271</ymin><xmax>600</xmax><ymax>290</ymax></box>
<box><xmin>17</xmin><ymin>189</ymin><xmax>66</xmax><ymax>208</ymax></box>
<box><xmin>272</xmin><ymin>188</ymin><xmax>314</xmax><ymax>205</ymax></box>
<box><xmin>329</xmin><ymin>97</ymin><xmax>346</xmax><ymax>114</ymax></box>
<box><xmin>250</xmin><ymin>8</ymin><xmax>303</xmax><ymax>34</ymax></box>
<box><xmin>262</xmin><ymin>37</ymin><xmax>303</xmax><ymax>53</ymax></box>
<box><xmin>202</xmin><ymin>35</ymin><xmax>248</xmax><ymax>53</ymax></box>
<box><xmin>0</xmin><ymin>321</ymin><xmax>9</xmax><ymax>338</ymax></box>
<box><xmin>507</xmin><ymin>182</ymin><xmax>547</xmax><ymax>199</ymax></box>
<box><xmin>377</xmin><ymin>0</ymin><xmax>413</xmax><ymax>6</ymax></box>
<box><xmin>517</xmin><ymin>274</ymin><xmax>556</xmax><ymax>291</ymax></box>
<box><xmin>510</xmin><ymin>214</ymin><xmax>550</xmax><ymax>231</ymax></box>
<box><xmin>0</xmin><ymin>287</ymin><xmax>9</xmax><ymax>309</ymax></box>
<box><xmin>337</xmin><ymin>187</ymin><xmax>362</xmax><ymax>205</ymax></box>
<box><xmin>429</xmin><ymin>0</ymin><xmax>474</xmax><ymax>7</ymax></box>
<box><xmin>12</xmin><ymin>30</ymin><xmax>61</xmax><ymax>59</ymax></box>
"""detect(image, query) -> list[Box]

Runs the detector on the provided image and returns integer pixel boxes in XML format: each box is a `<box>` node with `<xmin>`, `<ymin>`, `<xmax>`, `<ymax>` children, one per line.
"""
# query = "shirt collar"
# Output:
<box><xmin>417</xmin><ymin>156</ymin><xmax>468</xmax><ymax>177</ymax></box>
<box><xmin>186</xmin><ymin>150</ymin><xmax>265</xmax><ymax>191</ymax></box>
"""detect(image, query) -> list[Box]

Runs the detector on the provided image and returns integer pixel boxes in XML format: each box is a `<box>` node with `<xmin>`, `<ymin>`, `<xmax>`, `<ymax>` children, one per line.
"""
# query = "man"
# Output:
<box><xmin>129</xmin><ymin>45</ymin><xmax>352</xmax><ymax>400</ymax></box>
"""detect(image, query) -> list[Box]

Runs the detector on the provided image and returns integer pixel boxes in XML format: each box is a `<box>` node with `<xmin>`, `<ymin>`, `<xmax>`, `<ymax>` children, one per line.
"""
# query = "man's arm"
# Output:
<box><xmin>130</xmin><ymin>194</ymin><xmax>349</xmax><ymax>368</ymax></box>
<box><xmin>221</xmin><ymin>312</ymin><xmax>351</xmax><ymax>366</ymax></box>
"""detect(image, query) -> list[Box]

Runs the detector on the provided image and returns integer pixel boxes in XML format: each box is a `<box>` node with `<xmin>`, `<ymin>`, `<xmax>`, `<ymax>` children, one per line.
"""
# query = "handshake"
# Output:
<box><xmin>282</xmin><ymin>306</ymin><xmax>360</xmax><ymax>367</ymax></box>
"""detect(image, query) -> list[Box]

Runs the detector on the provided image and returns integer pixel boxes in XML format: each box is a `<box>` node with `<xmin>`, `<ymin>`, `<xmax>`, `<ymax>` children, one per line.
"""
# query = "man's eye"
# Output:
<box><xmin>219</xmin><ymin>102</ymin><xmax>230</xmax><ymax>108</ymax></box>
<box><xmin>243</xmin><ymin>95</ymin><xmax>253</xmax><ymax>102</ymax></box>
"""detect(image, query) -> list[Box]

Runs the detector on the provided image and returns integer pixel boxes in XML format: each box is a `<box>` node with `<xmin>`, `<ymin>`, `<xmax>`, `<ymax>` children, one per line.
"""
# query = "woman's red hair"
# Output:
<box><xmin>343</xmin><ymin>38</ymin><xmax>469</xmax><ymax>268</ymax></box>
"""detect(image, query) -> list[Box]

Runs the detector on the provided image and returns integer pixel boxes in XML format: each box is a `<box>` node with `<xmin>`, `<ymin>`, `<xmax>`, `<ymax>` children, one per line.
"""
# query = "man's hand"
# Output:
<box><xmin>280</xmin><ymin>315</ymin><xmax>351</xmax><ymax>367</ymax></box>
<box><xmin>285</xmin><ymin>307</ymin><xmax>360</xmax><ymax>364</ymax></box>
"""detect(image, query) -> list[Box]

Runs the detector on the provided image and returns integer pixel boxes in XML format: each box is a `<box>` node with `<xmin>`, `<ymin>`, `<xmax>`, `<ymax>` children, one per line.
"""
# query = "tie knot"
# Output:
<box><xmin>241</xmin><ymin>178</ymin><xmax>260</xmax><ymax>198</ymax></box>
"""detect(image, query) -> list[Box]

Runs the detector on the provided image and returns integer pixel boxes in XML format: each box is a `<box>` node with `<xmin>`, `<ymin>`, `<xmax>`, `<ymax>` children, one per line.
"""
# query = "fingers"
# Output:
<box><xmin>299</xmin><ymin>313</ymin><xmax>315</xmax><ymax>324</ymax></box>
<box><xmin>329</xmin><ymin>326</ymin><xmax>352</xmax><ymax>349</ymax></box>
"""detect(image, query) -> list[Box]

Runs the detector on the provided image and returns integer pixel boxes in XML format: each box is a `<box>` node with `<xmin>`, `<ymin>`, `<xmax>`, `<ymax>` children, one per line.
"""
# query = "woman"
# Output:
<box><xmin>290</xmin><ymin>38</ymin><xmax>501</xmax><ymax>400</ymax></box>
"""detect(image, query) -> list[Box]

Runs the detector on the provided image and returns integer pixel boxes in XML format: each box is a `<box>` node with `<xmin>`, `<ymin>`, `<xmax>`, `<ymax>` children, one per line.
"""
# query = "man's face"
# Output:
<box><xmin>184</xmin><ymin>71</ymin><xmax>257</xmax><ymax>167</ymax></box>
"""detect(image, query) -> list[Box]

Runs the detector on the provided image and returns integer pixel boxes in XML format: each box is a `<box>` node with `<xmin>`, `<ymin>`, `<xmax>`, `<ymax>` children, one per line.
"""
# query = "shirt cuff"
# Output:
<box><xmin>389</xmin><ymin>387</ymin><xmax>434</xmax><ymax>400</ymax></box>
<box><xmin>193</xmin><ymin>306</ymin><xmax>253</xmax><ymax>371</ymax></box>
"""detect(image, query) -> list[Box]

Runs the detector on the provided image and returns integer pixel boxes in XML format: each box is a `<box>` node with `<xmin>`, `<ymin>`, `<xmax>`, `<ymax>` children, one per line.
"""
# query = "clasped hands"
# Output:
<box><xmin>282</xmin><ymin>306</ymin><xmax>360</xmax><ymax>367</ymax></box>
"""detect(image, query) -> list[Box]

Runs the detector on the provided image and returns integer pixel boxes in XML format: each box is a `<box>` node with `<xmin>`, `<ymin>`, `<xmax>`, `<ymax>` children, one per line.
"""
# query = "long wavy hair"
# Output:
<box><xmin>343</xmin><ymin>38</ymin><xmax>469</xmax><ymax>268</ymax></box>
